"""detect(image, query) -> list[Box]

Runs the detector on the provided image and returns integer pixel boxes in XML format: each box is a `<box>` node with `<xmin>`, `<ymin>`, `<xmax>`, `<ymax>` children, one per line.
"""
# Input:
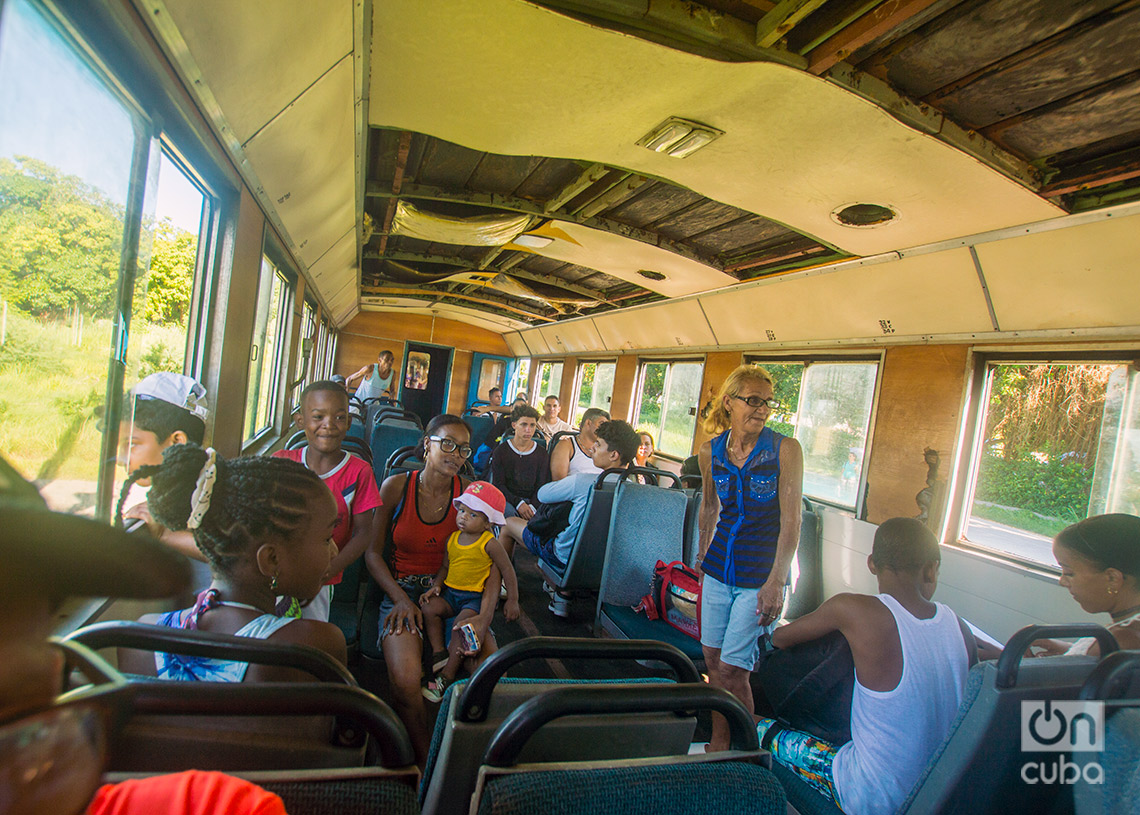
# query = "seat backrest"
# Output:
<box><xmin>541</xmin><ymin>469</ymin><xmax>624</xmax><ymax>591</ymax></box>
<box><xmin>784</xmin><ymin>499</ymin><xmax>820</xmax><ymax>621</ymax></box>
<box><xmin>596</xmin><ymin>480</ymin><xmax>688</xmax><ymax>610</ymax></box>
<box><xmin>466</xmin><ymin>413</ymin><xmax>495</xmax><ymax>452</ymax></box>
<box><xmin>285</xmin><ymin>429</ymin><xmax>307</xmax><ymax>450</ymax></box>
<box><xmin>1073</xmin><ymin>650</ymin><xmax>1140</xmax><ymax>815</ymax></box>
<box><xmin>681</xmin><ymin>488</ymin><xmax>701</xmax><ymax>568</ymax></box>
<box><xmin>467</xmin><ymin>683</ymin><xmax>781</xmax><ymax>815</ymax></box>
<box><xmin>421</xmin><ymin>638</ymin><xmax>701</xmax><ymax>815</ymax></box>
<box><xmin>370</xmin><ymin>425</ymin><xmax>423</xmax><ymax>484</ymax></box>
<box><xmin>901</xmin><ymin>625</ymin><xmax>1117</xmax><ymax>814</ymax></box>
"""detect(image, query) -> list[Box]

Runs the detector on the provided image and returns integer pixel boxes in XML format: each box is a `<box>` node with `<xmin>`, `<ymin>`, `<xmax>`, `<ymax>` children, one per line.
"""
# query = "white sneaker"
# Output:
<box><xmin>548</xmin><ymin>594</ymin><xmax>570</xmax><ymax>618</ymax></box>
<box><xmin>541</xmin><ymin>581</ymin><xmax>555</xmax><ymax>597</ymax></box>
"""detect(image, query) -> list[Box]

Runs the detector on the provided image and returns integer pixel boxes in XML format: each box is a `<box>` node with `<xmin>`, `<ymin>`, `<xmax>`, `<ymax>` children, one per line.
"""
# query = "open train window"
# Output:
<box><xmin>634</xmin><ymin>359</ymin><xmax>703</xmax><ymax>458</ymax></box>
<box><xmin>572</xmin><ymin>361</ymin><xmax>616</xmax><ymax>425</ymax></box>
<box><xmin>532</xmin><ymin>360</ymin><xmax>563</xmax><ymax>406</ymax></box>
<box><xmin>960</xmin><ymin>359</ymin><xmax>1139</xmax><ymax>567</ymax></box>
<box><xmin>243</xmin><ymin>251</ymin><xmax>292</xmax><ymax>443</ymax></box>
<box><xmin>511</xmin><ymin>358</ymin><xmax>531</xmax><ymax>402</ymax></box>
<box><xmin>747</xmin><ymin>357</ymin><xmax>879</xmax><ymax>510</ymax></box>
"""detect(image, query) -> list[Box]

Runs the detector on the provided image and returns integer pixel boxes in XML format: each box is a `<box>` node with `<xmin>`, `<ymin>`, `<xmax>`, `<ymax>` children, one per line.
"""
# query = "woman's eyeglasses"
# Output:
<box><xmin>732</xmin><ymin>395</ymin><xmax>781</xmax><ymax>410</ymax></box>
<box><xmin>429</xmin><ymin>436</ymin><xmax>473</xmax><ymax>458</ymax></box>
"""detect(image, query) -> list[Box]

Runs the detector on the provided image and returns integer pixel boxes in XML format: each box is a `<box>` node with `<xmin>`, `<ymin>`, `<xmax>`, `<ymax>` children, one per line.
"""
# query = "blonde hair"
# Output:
<box><xmin>702</xmin><ymin>364</ymin><xmax>775</xmax><ymax>436</ymax></box>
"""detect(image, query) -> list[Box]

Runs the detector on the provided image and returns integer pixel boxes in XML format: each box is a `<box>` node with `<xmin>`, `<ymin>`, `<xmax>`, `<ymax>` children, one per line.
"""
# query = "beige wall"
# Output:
<box><xmin>691</xmin><ymin>351</ymin><xmax>744</xmax><ymax>455</ymax></box>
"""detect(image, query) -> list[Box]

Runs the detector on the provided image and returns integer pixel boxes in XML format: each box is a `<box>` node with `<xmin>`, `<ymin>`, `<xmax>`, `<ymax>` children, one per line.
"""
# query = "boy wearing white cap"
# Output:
<box><xmin>116</xmin><ymin>372</ymin><xmax>211</xmax><ymax>587</ymax></box>
<box><xmin>419</xmin><ymin>481</ymin><xmax>519</xmax><ymax>701</ymax></box>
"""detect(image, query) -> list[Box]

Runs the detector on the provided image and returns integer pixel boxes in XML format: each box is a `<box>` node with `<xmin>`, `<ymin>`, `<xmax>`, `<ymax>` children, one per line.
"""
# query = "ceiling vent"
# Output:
<box><xmin>637</xmin><ymin>118</ymin><xmax>724</xmax><ymax>158</ymax></box>
<box><xmin>831</xmin><ymin>203</ymin><xmax>897</xmax><ymax>228</ymax></box>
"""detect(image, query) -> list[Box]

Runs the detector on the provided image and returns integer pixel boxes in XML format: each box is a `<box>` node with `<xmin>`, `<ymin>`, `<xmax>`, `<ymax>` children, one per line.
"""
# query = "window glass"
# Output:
<box><xmin>0</xmin><ymin>0</ymin><xmax>141</xmax><ymax>515</ymax></box>
<box><xmin>243</xmin><ymin>257</ymin><xmax>288</xmax><ymax>440</ymax></box>
<box><xmin>476</xmin><ymin>358</ymin><xmax>504</xmax><ymax>401</ymax></box>
<box><xmin>313</xmin><ymin>319</ymin><xmax>328</xmax><ymax>380</ymax></box>
<box><xmin>635</xmin><ymin>360</ymin><xmax>703</xmax><ymax>457</ymax></box>
<box><xmin>573</xmin><ymin>361</ymin><xmax>616</xmax><ymax>425</ymax></box>
<box><xmin>512</xmin><ymin>358</ymin><xmax>530</xmax><ymax>401</ymax></box>
<box><xmin>965</xmin><ymin>362</ymin><xmax>1136</xmax><ymax>565</ymax></box>
<box><xmin>325</xmin><ymin>328</ymin><xmax>338</xmax><ymax>380</ymax></box>
<box><xmin>533</xmin><ymin>361</ymin><xmax>563</xmax><ymax>406</ymax></box>
<box><xmin>747</xmin><ymin>359</ymin><xmax>877</xmax><ymax>508</ymax></box>
<box><xmin>294</xmin><ymin>299</ymin><xmax>315</xmax><ymax>386</ymax></box>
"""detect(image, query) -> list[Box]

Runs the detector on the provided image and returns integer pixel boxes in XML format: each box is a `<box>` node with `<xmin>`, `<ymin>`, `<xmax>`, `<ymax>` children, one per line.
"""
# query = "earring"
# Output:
<box><xmin>1108</xmin><ymin>586</ymin><xmax>1119</xmax><ymax>596</ymax></box>
<box><xmin>270</xmin><ymin>573</ymin><xmax>279</xmax><ymax>592</ymax></box>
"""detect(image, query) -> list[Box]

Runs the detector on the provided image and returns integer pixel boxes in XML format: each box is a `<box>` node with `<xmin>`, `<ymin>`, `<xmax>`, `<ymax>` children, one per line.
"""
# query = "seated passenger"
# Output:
<box><xmin>633</xmin><ymin>430</ymin><xmax>655</xmax><ymax>483</ymax></box>
<box><xmin>488</xmin><ymin>403</ymin><xmax>548</xmax><ymax>519</ymax></box>
<box><xmin>499</xmin><ymin>420</ymin><xmax>639</xmax><ymax>617</ymax></box>
<box><xmin>116</xmin><ymin>372</ymin><xmax>211</xmax><ymax>589</ymax></box>
<box><xmin>1031</xmin><ymin>513</ymin><xmax>1140</xmax><ymax>656</ymax></box>
<box><xmin>536</xmin><ymin>394</ymin><xmax>573</xmax><ymax>442</ymax></box>
<box><xmin>117</xmin><ymin>444</ymin><xmax>347</xmax><ymax>681</ymax></box>
<box><xmin>471</xmin><ymin>395</ymin><xmax>528</xmax><ymax>476</ymax></box>
<box><xmin>419</xmin><ymin>482</ymin><xmax>519</xmax><ymax>702</ymax></box>
<box><xmin>471</xmin><ymin>386</ymin><xmax>512</xmax><ymax>416</ymax></box>
<box><xmin>0</xmin><ymin>454</ymin><xmax>287</xmax><ymax>815</ymax></box>
<box><xmin>550</xmin><ymin>406</ymin><xmax>610</xmax><ymax>481</ymax></box>
<box><xmin>272</xmin><ymin>380</ymin><xmax>380</xmax><ymax>621</ymax></box>
<box><xmin>755</xmin><ymin>517</ymin><xmax>975</xmax><ymax>815</ymax></box>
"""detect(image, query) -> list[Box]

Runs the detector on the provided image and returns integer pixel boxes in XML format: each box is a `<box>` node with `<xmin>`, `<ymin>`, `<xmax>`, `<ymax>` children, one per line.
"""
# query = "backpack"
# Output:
<box><xmin>634</xmin><ymin>560</ymin><xmax>701</xmax><ymax>639</ymax></box>
<box><xmin>525</xmin><ymin>500</ymin><xmax>573</xmax><ymax>541</ymax></box>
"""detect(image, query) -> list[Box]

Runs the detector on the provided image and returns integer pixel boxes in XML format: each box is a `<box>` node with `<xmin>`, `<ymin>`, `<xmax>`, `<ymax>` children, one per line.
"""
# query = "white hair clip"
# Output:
<box><xmin>187</xmin><ymin>448</ymin><xmax>218</xmax><ymax>530</ymax></box>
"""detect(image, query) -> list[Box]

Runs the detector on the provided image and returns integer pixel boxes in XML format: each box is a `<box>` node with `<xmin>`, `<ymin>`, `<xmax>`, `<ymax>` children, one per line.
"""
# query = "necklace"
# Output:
<box><xmin>417</xmin><ymin>474</ymin><xmax>451</xmax><ymax>516</ymax></box>
<box><xmin>1111</xmin><ymin>603</ymin><xmax>1140</xmax><ymax>623</ymax></box>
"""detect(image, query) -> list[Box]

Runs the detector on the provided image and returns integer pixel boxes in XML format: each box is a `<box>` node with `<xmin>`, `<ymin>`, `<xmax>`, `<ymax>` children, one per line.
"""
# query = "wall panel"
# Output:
<box><xmin>691</xmin><ymin>351</ymin><xmax>744</xmax><ymax>454</ymax></box>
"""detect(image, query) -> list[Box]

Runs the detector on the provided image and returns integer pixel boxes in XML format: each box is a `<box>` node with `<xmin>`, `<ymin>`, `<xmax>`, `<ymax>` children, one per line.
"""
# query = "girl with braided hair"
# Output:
<box><xmin>116</xmin><ymin>444</ymin><xmax>346</xmax><ymax>681</ymax></box>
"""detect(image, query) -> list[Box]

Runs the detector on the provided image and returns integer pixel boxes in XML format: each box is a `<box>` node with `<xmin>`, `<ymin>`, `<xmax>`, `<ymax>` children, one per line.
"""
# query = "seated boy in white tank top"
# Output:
<box><xmin>755</xmin><ymin>517</ymin><xmax>977</xmax><ymax>815</ymax></box>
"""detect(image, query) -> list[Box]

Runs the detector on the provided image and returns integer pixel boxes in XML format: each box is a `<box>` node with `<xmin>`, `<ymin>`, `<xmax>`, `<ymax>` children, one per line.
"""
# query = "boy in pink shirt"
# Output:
<box><xmin>273</xmin><ymin>380</ymin><xmax>380</xmax><ymax>620</ymax></box>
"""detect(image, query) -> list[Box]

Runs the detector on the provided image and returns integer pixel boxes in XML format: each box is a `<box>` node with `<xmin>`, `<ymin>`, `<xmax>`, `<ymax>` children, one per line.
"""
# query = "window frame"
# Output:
<box><xmin>530</xmin><ymin>359</ymin><xmax>565</xmax><ymax>406</ymax></box>
<box><xmin>948</xmin><ymin>349</ymin><xmax>1140</xmax><ymax>571</ymax></box>
<box><xmin>571</xmin><ymin>358</ymin><xmax>618</xmax><ymax>424</ymax></box>
<box><xmin>631</xmin><ymin>356</ymin><xmax>705</xmax><ymax>460</ymax></box>
<box><xmin>745</xmin><ymin>353</ymin><xmax>883</xmax><ymax>514</ymax></box>
<box><xmin>242</xmin><ymin>240</ymin><xmax>295</xmax><ymax>447</ymax></box>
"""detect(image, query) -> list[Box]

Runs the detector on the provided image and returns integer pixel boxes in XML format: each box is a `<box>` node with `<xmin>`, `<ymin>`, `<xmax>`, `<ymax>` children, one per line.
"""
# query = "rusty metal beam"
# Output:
<box><xmin>377</xmin><ymin>131</ymin><xmax>412</xmax><ymax>256</ymax></box>
<box><xmin>544</xmin><ymin>163</ymin><xmax>609</xmax><ymax>214</ymax></box>
<box><xmin>365</xmin><ymin>181</ymin><xmax>722</xmax><ymax>269</ymax></box>
<box><xmin>807</xmin><ymin>0</ymin><xmax>942</xmax><ymax>75</ymax></box>
<box><xmin>576</xmin><ymin>174</ymin><xmax>650</xmax><ymax>219</ymax></box>
<box><xmin>755</xmin><ymin>0</ymin><xmax>830</xmax><ymax>48</ymax></box>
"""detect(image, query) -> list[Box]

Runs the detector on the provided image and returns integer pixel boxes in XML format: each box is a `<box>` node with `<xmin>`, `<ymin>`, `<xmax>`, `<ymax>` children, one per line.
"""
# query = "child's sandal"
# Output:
<box><xmin>431</xmin><ymin>649</ymin><xmax>450</xmax><ymax>674</ymax></box>
<box><xmin>422</xmin><ymin>674</ymin><xmax>449</xmax><ymax>704</ymax></box>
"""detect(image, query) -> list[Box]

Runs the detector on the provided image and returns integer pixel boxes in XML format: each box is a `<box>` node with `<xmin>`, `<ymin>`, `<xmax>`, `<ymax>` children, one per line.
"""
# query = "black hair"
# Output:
<box><xmin>871</xmin><ymin>517</ymin><xmax>941</xmax><ymax>572</ymax></box>
<box><xmin>489</xmin><ymin>387</ymin><xmax>502</xmax><ymax>396</ymax></box>
<box><xmin>300</xmin><ymin>379</ymin><xmax>350</xmax><ymax>408</ymax></box>
<box><xmin>595</xmin><ymin>419</ymin><xmax>640</xmax><ymax>466</ymax></box>
<box><xmin>116</xmin><ymin>444</ymin><xmax>324</xmax><ymax>573</ymax></box>
<box><xmin>416</xmin><ymin>413</ymin><xmax>473</xmax><ymax>458</ymax></box>
<box><xmin>378</xmin><ymin>350</ymin><xmax>395</xmax><ymax>361</ymax></box>
<box><xmin>1055</xmin><ymin>514</ymin><xmax>1140</xmax><ymax>578</ymax></box>
<box><xmin>511</xmin><ymin>403</ymin><xmax>541</xmax><ymax>423</ymax></box>
<box><xmin>128</xmin><ymin>397</ymin><xmax>206</xmax><ymax>446</ymax></box>
<box><xmin>582</xmin><ymin>407</ymin><xmax>610</xmax><ymax>425</ymax></box>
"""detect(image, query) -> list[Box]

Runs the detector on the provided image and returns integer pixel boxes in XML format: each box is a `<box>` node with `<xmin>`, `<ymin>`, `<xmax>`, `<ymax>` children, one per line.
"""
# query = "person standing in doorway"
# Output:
<box><xmin>698</xmin><ymin>364</ymin><xmax>804</xmax><ymax>753</ymax></box>
<box><xmin>346</xmin><ymin>349</ymin><xmax>396</xmax><ymax>401</ymax></box>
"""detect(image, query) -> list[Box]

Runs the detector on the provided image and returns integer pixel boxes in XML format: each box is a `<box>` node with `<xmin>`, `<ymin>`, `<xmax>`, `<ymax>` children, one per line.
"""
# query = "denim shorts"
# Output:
<box><xmin>521</xmin><ymin>526</ymin><xmax>566</xmax><ymax>570</ymax></box>
<box><xmin>699</xmin><ymin>574</ymin><xmax>780</xmax><ymax>670</ymax></box>
<box><xmin>440</xmin><ymin>585</ymin><xmax>483</xmax><ymax>616</ymax></box>
<box><xmin>378</xmin><ymin>574</ymin><xmax>433</xmax><ymax>641</ymax></box>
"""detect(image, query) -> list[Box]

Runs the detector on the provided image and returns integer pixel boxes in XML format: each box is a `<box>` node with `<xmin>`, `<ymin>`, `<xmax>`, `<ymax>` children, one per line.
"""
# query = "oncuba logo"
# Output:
<box><xmin>1020</xmin><ymin>700</ymin><xmax>1104</xmax><ymax>786</ymax></box>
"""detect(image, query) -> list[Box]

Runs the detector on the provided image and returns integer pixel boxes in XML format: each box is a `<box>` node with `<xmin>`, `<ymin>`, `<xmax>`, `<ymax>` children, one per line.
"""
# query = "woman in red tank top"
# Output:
<box><xmin>364</xmin><ymin>414</ymin><xmax>503</xmax><ymax>767</ymax></box>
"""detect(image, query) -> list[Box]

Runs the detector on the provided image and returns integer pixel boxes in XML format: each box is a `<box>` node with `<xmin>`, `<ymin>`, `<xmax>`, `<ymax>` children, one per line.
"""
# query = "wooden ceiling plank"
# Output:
<box><xmin>544</xmin><ymin>162</ymin><xmax>609</xmax><ymax>214</ymax></box>
<box><xmin>756</xmin><ymin>0</ymin><xmax>831</xmax><ymax>48</ymax></box>
<box><xmin>576</xmin><ymin>174</ymin><xmax>651</xmax><ymax>219</ymax></box>
<box><xmin>922</xmin><ymin>0</ymin><xmax>1140</xmax><ymax>106</ymax></box>
<box><xmin>853</xmin><ymin>0</ymin><xmax>989</xmax><ymax>81</ymax></box>
<box><xmin>982</xmin><ymin>67</ymin><xmax>1140</xmax><ymax>142</ymax></box>
<box><xmin>1040</xmin><ymin>145</ymin><xmax>1140</xmax><ymax>197</ymax></box>
<box><xmin>504</xmin><ymin>268</ymin><xmax>609</xmax><ymax>301</ymax></box>
<box><xmin>794</xmin><ymin>0</ymin><xmax>883</xmax><ymax>55</ymax></box>
<box><xmin>807</xmin><ymin>0</ymin><xmax>944</xmax><ymax>75</ymax></box>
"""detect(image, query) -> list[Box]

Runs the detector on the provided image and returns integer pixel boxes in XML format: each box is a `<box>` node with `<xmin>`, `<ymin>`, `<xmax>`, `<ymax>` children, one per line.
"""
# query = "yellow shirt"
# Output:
<box><xmin>445</xmin><ymin>529</ymin><xmax>496</xmax><ymax>592</ymax></box>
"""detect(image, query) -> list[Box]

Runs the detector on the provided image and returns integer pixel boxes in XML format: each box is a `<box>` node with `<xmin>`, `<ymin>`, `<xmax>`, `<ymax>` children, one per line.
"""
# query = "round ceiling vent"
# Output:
<box><xmin>637</xmin><ymin>269</ymin><xmax>666</xmax><ymax>281</ymax></box>
<box><xmin>830</xmin><ymin>203</ymin><xmax>898</xmax><ymax>228</ymax></box>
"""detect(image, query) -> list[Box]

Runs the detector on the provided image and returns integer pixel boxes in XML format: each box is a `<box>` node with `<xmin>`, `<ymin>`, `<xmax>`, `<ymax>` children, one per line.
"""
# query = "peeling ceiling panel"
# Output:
<box><xmin>518</xmin><ymin>221</ymin><xmax>736</xmax><ymax>296</ymax></box>
<box><xmin>700</xmin><ymin>248</ymin><xmax>993</xmax><ymax>346</ymax></box>
<box><xmin>359</xmin><ymin>299</ymin><xmax>529</xmax><ymax>332</ymax></box>
<box><xmin>592</xmin><ymin>299</ymin><xmax>717</xmax><ymax>350</ymax></box>
<box><xmin>159</xmin><ymin>0</ymin><xmax>352</xmax><ymax>144</ymax></box>
<box><xmin>244</xmin><ymin>57</ymin><xmax>356</xmax><ymax>269</ymax></box>
<box><xmin>537</xmin><ymin>319</ymin><xmax>605</xmax><ymax>355</ymax></box>
<box><xmin>371</xmin><ymin>0</ymin><xmax>1060</xmax><ymax>258</ymax></box>
<box><xmin>974</xmin><ymin>214</ymin><xmax>1140</xmax><ymax>332</ymax></box>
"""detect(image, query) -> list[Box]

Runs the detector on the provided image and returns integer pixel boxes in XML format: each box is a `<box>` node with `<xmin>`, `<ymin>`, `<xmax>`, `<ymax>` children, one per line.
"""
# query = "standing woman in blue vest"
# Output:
<box><xmin>698</xmin><ymin>364</ymin><xmax>803</xmax><ymax>752</ymax></box>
